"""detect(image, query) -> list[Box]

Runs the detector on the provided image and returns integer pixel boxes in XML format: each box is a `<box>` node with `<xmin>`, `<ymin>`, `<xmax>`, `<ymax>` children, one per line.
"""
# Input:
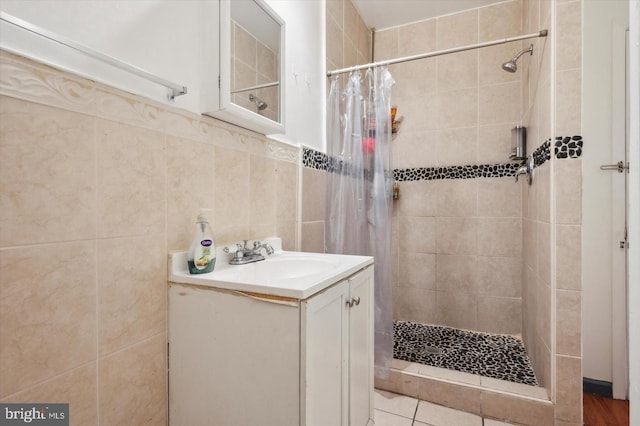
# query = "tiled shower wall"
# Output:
<box><xmin>522</xmin><ymin>1</ymin><xmax>584</xmax><ymax>424</ymax></box>
<box><xmin>375</xmin><ymin>0</ymin><xmax>525</xmax><ymax>335</ymax></box>
<box><xmin>0</xmin><ymin>51</ymin><xmax>299</xmax><ymax>424</ymax></box>
<box><xmin>300</xmin><ymin>0</ymin><xmax>373</xmax><ymax>254</ymax></box>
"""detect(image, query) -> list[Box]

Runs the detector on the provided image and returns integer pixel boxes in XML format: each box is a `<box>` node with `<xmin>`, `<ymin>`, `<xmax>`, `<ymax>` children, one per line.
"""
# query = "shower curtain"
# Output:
<box><xmin>325</xmin><ymin>67</ymin><xmax>395</xmax><ymax>379</ymax></box>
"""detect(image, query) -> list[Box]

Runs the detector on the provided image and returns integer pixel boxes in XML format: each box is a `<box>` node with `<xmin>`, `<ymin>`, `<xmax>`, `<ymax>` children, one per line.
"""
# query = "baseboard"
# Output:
<box><xmin>583</xmin><ymin>377</ymin><xmax>613</xmax><ymax>398</ymax></box>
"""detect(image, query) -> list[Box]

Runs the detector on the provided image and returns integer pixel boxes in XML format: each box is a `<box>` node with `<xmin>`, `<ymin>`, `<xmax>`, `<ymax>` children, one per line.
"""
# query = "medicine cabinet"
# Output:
<box><xmin>202</xmin><ymin>0</ymin><xmax>285</xmax><ymax>135</ymax></box>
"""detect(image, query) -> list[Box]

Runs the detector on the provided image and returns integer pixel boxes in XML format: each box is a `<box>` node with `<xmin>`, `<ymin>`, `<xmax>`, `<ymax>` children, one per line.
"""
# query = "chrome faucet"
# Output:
<box><xmin>223</xmin><ymin>240</ymin><xmax>274</xmax><ymax>265</ymax></box>
<box><xmin>514</xmin><ymin>155</ymin><xmax>535</xmax><ymax>185</ymax></box>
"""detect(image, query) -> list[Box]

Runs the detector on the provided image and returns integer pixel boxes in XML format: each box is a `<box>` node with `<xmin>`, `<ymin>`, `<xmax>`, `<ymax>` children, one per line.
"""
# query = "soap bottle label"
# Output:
<box><xmin>194</xmin><ymin>239</ymin><xmax>213</xmax><ymax>270</ymax></box>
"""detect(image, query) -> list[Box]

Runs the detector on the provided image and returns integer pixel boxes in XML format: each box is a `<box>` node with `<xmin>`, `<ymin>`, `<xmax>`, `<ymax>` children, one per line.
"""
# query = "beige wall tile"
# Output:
<box><xmin>437</xmin><ymin>50</ymin><xmax>478</xmax><ymax>91</ymax></box>
<box><xmin>436</xmin><ymin>127</ymin><xmax>478</xmax><ymax>167</ymax></box>
<box><xmin>257</xmin><ymin>43</ymin><xmax>277</xmax><ymax>81</ymax></box>
<box><xmin>276</xmin><ymin>220</ymin><xmax>298</xmax><ymax>251</ymax></box>
<box><xmin>250</xmin><ymin>155</ymin><xmax>277</xmax><ymax>227</ymax></box>
<box><xmin>214</xmin><ymin>147</ymin><xmax>250</xmax><ymax>240</ymax></box>
<box><xmin>398</xmin><ymin>180</ymin><xmax>438</xmax><ymax>217</ymax></box>
<box><xmin>0</xmin><ymin>97</ymin><xmax>96</xmax><ymax>246</ymax></box>
<box><xmin>556</xmin><ymin>224</ymin><xmax>581</xmax><ymax>290</ymax></box>
<box><xmin>358</xmin><ymin>19</ymin><xmax>372</xmax><ymax>60</ymax></box>
<box><xmin>436</xmin><ymin>10</ymin><xmax>478</xmax><ymax>50</ymax></box>
<box><xmin>98</xmin><ymin>235</ymin><xmax>165</xmax><ymax>356</ymax></box>
<box><xmin>436</xmin><ymin>255</ymin><xmax>478</xmax><ymax>293</ymax></box>
<box><xmin>343</xmin><ymin>0</ymin><xmax>360</xmax><ymax>46</ymax></box>
<box><xmin>477</xmin><ymin>296</ymin><xmax>522</xmax><ymax>334</ymax></box>
<box><xmin>234</xmin><ymin>23</ymin><xmax>257</xmax><ymax>69</ymax></box>
<box><xmin>523</xmin><ymin>218</ymin><xmax>538</xmax><ymax>270</ymax></box>
<box><xmin>535</xmin><ymin>335</ymin><xmax>552</xmax><ymax>392</ymax></box>
<box><xmin>436</xmin><ymin>179</ymin><xmax>478</xmax><ymax>217</ymax></box>
<box><xmin>0</xmin><ymin>242</ymin><xmax>96</xmax><ymax>398</ymax></box>
<box><xmin>537</xmin><ymin>279</ymin><xmax>552</xmax><ymax>349</ymax></box>
<box><xmin>301</xmin><ymin>221</ymin><xmax>324</xmax><ymax>253</ymax></box>
<box><xmin>397</xmin><ymin>95</ymin><xmax>438</xmax><ymax>133</ymax></box>
<box><xmin>477</xmin><ymin>123</ymin><xmax>516</xmax><ymax>165</ymax></box>
<box><xmin>556</xmin><ymin>290</ymin><xmax>581</xmax><ymax>357</ymax></box>
<box><xmin>436</xmin><ymin>217</ymin><xmax>477</xmax><ymax>255</ymax></box>
<box><xmin>479</xmin><ymin>42</ymin><xmax>524</xmax><ymax>85</ymax></box>
<box><xmin>417</xmin><ymin>376</ymin><xmax>481</xmax><ymax>415</ymax></box>
<box><xmin>326</xmin><ymin>0</ymin><xmax>343</xmax><ymax>29</ymax></box>
<box><xmin>302</xmin><ymin>167</ymin><xmax>326</xmax><ymax>222</ymax></box>
<box><xmin>344</xmin><ymin>38</ymin><xmax>359</xmax><ymax>68</ymax></box>
<box><xmin>480</xmin><ymin>391</ymin><xmax>554</xmax><ymax>426</ymax></box>
<box><xmin>398</xmin><ymin>253</ymin><xmax>436</xmax><ymax>289</ymax></box>
<box><xmin>477</xmin><ymin>178</ymin><xmax>522</xmax><ymax>218</ymax></box>
<box><xmin>436</xmin><ymin>290</ymin><xmax>477</xmax><ymax>330</ymax></box>
<box><xmin>166</xmin><ymin>135</ymin><xmax>215</xmax><ymax>252</ymax></box>
<box><xmin>399</xmin><ymin>216</ymin><xmax>436</xmax><ymax>253</ymax></box>
<box><xmin>96</xmin><ymin>119</ymin><xmax>165</xmax><ymax>239</ymax></box>
<box><xmin>537</xmin><ymin>162</ymin><xmax>551</xmax><ymax>223</ymax></box>
<box><xmin>555</xmin><ymin>159</ymin><xmax>582</xmax><ymax>225</ymax></box>
<box><xmin>437</xmin><ymin>87</ymin><xmax>478</xmax><ymax>129</ymax></box>
<box><xmin>479</xmin><ymin>0</ymin><xmax>522</xmax><ymax>41</ymax></box>
<box><xmin>556</xmin><ymin>1</ymin><xmax>582</xmax><ymax>71</ymax></box>
<box><xmin>477</xmin><ymin>218</ymin><xmax>522</xmax><ymax>257</ymax></box>
<box><xmin>555</xmin><ymin>355</ymin><xmax>582</xmax><ymax>423</ymax></box>
<box><xmin>395</xmin><ymin>130</ymin><xmax>438</xmax><ymax>169</ymax></box>
<box><xmin>326</xmin><ymin>14</ymin><xmax>344</xmax><ymax>68</ymax></box>
<box><xmin>479</xmin><ymin>82</ymin><xmax>522</xmax><ymax>126</ymax></box>
<box><xmin>398</xmin><ymin>19</ymin><xmax>436</xmax><ymax>56</ymax></box>
<box><xmin>374</xmin><ymin>368</ymin><xmax>418</xmax><ymax>398</ymax></box>
<box><xmin>556</xmin><ymin>69</ymin><xmax>582</xmax><ymax>136</ymax></box>
<box><xmin>0</xmin><ymin>363</ymin><xmax>97</xmax><ymax>426</ymax></box>
<box><xmin>98</xmin><ymin>334</ymin><xmax>166</xmax><ymax>426</ymax></box>
<box><xmin>394</xmin><ymin>287</ymin><xmax>436</xmax><ymax>324</ymax></box>
<box><xmin>394</xmin><ymin>60</ymin><xmax>437</xmax><ymax>99</ymax></box>
<box><xmin>538</xmin><ymin>221</ymin><xmax>551</xmax><ymax>283</ymax></box>
<box><xmin>477</xmin><ymin>255</ymin><xmax>522</xmax><ymax>297</ymax></box>
<box><xmin>276</xmin><ymin>161</ymin><xmax>298</xmax><ymax>224</ymax></box>
<box><xmin>372</xmin><ymin>28</ymin><xmax>398</xmax><ymax>61</ymax></box>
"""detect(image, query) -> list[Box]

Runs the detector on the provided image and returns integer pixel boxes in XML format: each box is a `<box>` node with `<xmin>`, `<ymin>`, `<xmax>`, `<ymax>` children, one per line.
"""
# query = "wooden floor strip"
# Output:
<box><xmin>583</xmin><ymin>393</ymin><xmax>629</xmax><ymax>426</ymax></box>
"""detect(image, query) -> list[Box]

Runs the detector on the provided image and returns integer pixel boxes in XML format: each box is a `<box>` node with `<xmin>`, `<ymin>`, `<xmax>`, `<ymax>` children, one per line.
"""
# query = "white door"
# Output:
<box><xmin>610</xmin><ymin>22</ymin><xmax>630</xmax><ymax>400</ymax></box>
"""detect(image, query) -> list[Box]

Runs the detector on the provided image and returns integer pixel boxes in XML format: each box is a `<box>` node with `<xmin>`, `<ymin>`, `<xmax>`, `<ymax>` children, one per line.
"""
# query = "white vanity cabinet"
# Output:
<box><xmin>168</xmin><ymin>263</ymin><xmax>374</xmax><ymax>426</ymax></box>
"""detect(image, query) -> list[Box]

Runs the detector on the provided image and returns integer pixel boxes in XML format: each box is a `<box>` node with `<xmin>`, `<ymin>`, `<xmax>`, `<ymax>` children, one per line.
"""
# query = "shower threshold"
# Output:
<box><xmin>393</xmin><ymin>321</ymin><xmax>538</xmax><ymax>386</ymax></box>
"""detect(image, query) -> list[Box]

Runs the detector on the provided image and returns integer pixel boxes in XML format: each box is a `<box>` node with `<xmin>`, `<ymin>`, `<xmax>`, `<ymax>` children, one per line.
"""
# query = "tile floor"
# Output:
<box><xmin>374</xmin><ymin>389</ymin><xmax>514</xmax><ymax>426</ymax></box>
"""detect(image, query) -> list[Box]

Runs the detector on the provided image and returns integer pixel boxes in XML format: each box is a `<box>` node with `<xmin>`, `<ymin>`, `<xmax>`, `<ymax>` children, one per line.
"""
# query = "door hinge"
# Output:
<box><xmin>621</xmin><ymin>226</ymin><xmax>629</xmax><ymax>249</ymax></box>
<box><xmin>218</xmin><ymin>76</ymin><xmax>221</xmax><ymax>89</ymax></box>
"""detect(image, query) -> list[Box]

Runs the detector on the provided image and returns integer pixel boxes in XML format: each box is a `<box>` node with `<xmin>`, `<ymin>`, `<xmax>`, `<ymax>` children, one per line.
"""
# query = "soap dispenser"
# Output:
<box><xmin>187</xmin><ymin>209</ymin><xmax>216</xmax><ymax>274</ymax></box>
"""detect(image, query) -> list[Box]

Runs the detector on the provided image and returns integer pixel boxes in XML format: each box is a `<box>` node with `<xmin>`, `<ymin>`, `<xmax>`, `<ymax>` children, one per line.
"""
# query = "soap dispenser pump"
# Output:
<box><xmin>187</xmin><ymin>209</ymin><xmax>216</xmax><ymax>274</ymax></box>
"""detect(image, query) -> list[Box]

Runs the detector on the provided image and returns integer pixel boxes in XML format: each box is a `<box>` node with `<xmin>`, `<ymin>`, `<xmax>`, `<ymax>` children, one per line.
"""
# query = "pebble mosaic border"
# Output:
<box><xmin>303</xmin><ymin>136</ymin><xmax>583</xmax><ymax>182</ymax></box>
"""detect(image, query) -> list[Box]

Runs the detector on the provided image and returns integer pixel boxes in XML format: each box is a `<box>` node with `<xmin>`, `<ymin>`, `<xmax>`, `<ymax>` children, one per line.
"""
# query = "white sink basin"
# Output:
<box><xmin>168</xmin><ymin>238</ymin><xmax>373</xmax><ymax>299</ymax></box>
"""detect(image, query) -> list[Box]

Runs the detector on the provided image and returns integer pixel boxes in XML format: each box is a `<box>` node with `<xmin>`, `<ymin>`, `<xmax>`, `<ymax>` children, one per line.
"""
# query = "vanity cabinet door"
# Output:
<box><xmin>348</xmin><ymin>268</ymin><xmax>374</xmax><ymax>426</ymax></box>
<box><xmin>301</xmin><ymin>280</ymin><xmax>350</xmax><ymax>426</ymax></box>
<box><xmin>301</xmin><ymin>265</ymin><xmax>374</xmax><ymax>426</ymax></box>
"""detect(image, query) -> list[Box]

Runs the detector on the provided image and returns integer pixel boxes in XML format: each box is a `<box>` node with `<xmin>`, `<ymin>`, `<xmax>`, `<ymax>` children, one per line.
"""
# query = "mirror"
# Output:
<box><xmin>204</xmin><ymin>0</ymin><xmax>285</xmax><ymax>135</ymax></box>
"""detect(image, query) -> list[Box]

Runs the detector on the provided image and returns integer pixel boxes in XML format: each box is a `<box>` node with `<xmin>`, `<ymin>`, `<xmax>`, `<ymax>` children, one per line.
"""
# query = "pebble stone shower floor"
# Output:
<box><xmin>393</xmin><ymin>321</ymin><xmax>539</xmax><ymax>386</ymax></box>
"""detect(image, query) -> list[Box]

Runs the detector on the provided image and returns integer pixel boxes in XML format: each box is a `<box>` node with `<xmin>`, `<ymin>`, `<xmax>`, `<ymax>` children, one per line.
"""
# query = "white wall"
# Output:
<box><xmin>582</xmin><ymin>0</ymin><xmax>629</xmax><ymax>384</ymax></box>
<box><xmin>0</xmin><ymin>0</ymin><xmax>325</xmax><ymax>150</ymax></box>
<box><xmin>266</xmin><ymin>0</ymin><xmax>325</xmax><ymax>151</ymax></box>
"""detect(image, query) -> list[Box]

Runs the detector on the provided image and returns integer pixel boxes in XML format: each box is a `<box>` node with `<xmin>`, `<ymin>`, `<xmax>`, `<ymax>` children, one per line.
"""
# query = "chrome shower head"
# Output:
<box><xmin>249</xmin><ymin>94</ymin><xmax>268</xmax><ymax>111</ymax></box>
<box><xmin>502</xmin><ymin>44</ymin><xmax>534</xmax><ymax>73</ymax></box>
